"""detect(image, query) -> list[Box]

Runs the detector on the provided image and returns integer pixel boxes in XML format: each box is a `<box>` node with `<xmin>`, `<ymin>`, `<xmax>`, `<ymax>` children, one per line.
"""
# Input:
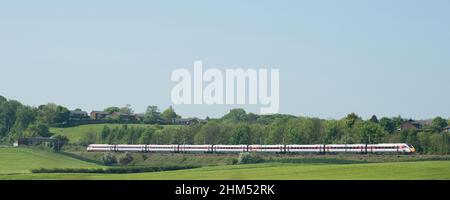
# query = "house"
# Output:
<box><xmin>401</xmin><ymin>119</ymin><xmax>422</xmax><ymax>131</ymax></box>
<box><xmin>111</xmin><ymin>112</ymin><xmax>133</xmax><ymax>121</ymax></box>
<box><xmin>17</xmin><ymin>136</ymin><xmax>57</xmax><ymax>146</ymax></box>
<box><xmin>134</xmin><ymin>114</ymin><xmax>145</xmax><ymax>122</ymax></box>
<box><xmin>401</xmin><ymin>119</ymin><xmax>433</xmax><ymax>131</ymax></box>
<box><xmin>172</xmin><ymin>118</ymin><xmax>193</xmax><ymax>125</ymax></box>
<box><xmin>444</xmin><ymin>126</ymin><xmax>450</xmax><ymax>133</ymax></box>
<box><xmin>172</xmin><ymin>118</ymin><xmax>208</xmax><ymax>125</ymax></box>
<box><xmin>90</xmin><ymin>111</ymin><xmax>110</xmax><ymax>120</ymax></box>
<box><xmin>69</xmin><ymin>110</ymin><xmax>89</xmax><ymax>121</ymax></box>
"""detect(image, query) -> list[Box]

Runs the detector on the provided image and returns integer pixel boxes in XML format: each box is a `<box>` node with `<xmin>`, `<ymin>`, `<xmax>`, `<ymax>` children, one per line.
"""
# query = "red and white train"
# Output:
<box><xmin>87</xmin><ymin>143</ymin><xmax>416</xmax><ymax>154</ymax></box>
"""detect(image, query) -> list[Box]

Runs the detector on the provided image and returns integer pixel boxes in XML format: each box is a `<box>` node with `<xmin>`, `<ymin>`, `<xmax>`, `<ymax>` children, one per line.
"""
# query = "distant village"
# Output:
<box><xmin>401</xmin><ymin>119</ymin><xmax>450</xmax><ymax>132</ymax></box>
<box><xmin>68</xmin><ymin>109</ymin><xmax>449</xmax><ymax>132</ymax></box>
<box><xmin>68</xmin><ymin>109</ymin><xmax>207</xmax><ymax>126</ymax></box>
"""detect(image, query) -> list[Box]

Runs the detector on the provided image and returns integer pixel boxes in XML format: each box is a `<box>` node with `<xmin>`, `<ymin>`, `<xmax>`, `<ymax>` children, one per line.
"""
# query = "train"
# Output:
<box><xmin>87</xmin><ymin>143</ymin><xmax>416</xmax><ymax>154</ymax></box>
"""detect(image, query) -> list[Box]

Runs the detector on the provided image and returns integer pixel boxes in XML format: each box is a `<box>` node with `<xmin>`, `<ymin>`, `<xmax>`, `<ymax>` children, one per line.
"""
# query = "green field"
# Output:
<box><xmin>50</xmin><ymin>123</ymin><xmax>180</xmax><ymax>143</ymax></box>
<box><xmin>1</xmin><ymin>160</ymin><xmax>450</xmax><ymax>180</ymax></box>
<box><xmin>0</xmin><ymin>148</ymin><xmax>101</xmax><ymax>174</ymax></box>
<box><xmin>1</xmin><ymin>147</ymin><xmax>450</xmax><ymax>180</ymax></box>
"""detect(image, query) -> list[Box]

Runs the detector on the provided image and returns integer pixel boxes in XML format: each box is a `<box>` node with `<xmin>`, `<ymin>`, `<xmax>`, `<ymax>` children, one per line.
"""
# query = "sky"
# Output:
<box><xmin>0</xmin><ymin>0</ymin><xmax>449</xmax><ymax>119</ymax></box>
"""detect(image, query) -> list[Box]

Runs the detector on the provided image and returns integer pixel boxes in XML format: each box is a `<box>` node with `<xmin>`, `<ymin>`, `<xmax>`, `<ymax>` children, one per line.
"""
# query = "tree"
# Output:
<box><xmin>102</xmin><ymin>152</ymin><xmax>117</xmax><ymax>165</ymax></box>
<box><xmin>343</xmin><ymin>113</ymin><xmax>361</xmax><ymax>128</ymax></box>
<box><xmin>36</xmin><ymin>103</ymin><xmax>70</xmax><ymax>125</ymax></box>
<box><xmin>431</xmin><ymin>117</ymin><xmax>448</xmax><ymax>133</ymax></box>
<box><xmin>229</xmin><ymin>124</ymin><xmax>252</xmax><ymax>144</ymax></box>
<box><xmin>267</xmin><ymin>118</ymin><xmax>289</xmax><ymax>144</ymax></box>
<box><xmin>360</xmin><ymin>122</ymin><xmax>386</xmax><ymax>144</ymax></box>
<box><xmin>143</xmin><ymin>105</ymin><xmax>161</xmax><ymax>124</ymax></box>
<box><xmin>369</xmin><ymin>115</ymin><xmax>379</xmax><ymax>123</ymax></box>
<box><xmin>100</xmin><ymin>126</ymin><xmax>111</xmax><ymax>143</ymax></box>
<box><xmin>0</xmin><ymin>100</ymin><xmax>22</xmax><ymax>137</ymax></box>
<box><xmin>139</xmin><ymin>127</ymin><xmax>155</xmax><ymax>144</ymax></box>
<box><xmin>120</xmin><ymin>104</ymin><xmax>133</xmax><ymax>115</ymax></box>
<box><xmin>429</xmin><ymin>134</ymin><xmax>444</xmax><ymax>154</ymax></box>
<box><xmin>11</xmin><ymin>106</ymin><xmax>36</xmax><ymax>137</ymax></box>
<box><xmin>161</xmin><ymin>106</ymin><xmax>180</xmax><ymax>124</ymax></box>
<box><xmin>118</xmin><ymin>152</ymin><xmax>134</xmax><ymax>165</ymax></box>
<box><xmin>324</xmin><ymin>120</ymin><xmax>344</xmax><ymax>143</ymax></box>
<box><xmin>104</xmin><ymin>107</ymin><xmax>120</xmax><ymax>114</ymax></box>
<box><xmin>379</xmin><ymin>117</ymin><xmax>396</xmax><ymax>134</ymax></box>
<box><xmin>37</xmin><ymin>103</ymin><xmax>57</xmax><ymax>124</ymax></box>
<box><xmin>406</xmin><ymin>130</ymin><xmax>419</xmax><ymax>149</ymax></box>
<box><xmin>195</xmin><ymin>121</ymin><xmax>222</xmax><ymax>144</ymax></box>
<box><xmin>222</xmin><ymin>109</ymin><xmax>248</xmax><ymax>123</ymax></box>
<box><xmin>24</xmin><ymin>123</ymin><xmax>53</xmax><ymax>138</ymax></box>
<box><xmin>54</xmin><ymin>106</ymin><xmax>70</xmax><ymax>124</ymax></box>
<box><xmin>0</xmin><ymin>95</ymin><xmax>6</xmax><ymax>103</ymax></box>
<box><xmin>392</xmin><ymin>116</ymin><xmax>404</xmax><ymax>131</ymax></box>
<box><xmin>78</xmin><ymin>130</ymin><xmax>97</xmax><ymax>146</ymax></box>
<box><xmin>51</xmin><ymin>135</ymin><xmax>69</xmax><ymax>151</ymax></box>
<box><xmin>417</xmin><ymin>132</ymin><xmax>430</xmax><ymax>153</ymax></box>
<box><xmin>246</xmin><ymin>113</ymin><xmax>258</xmax><ymax>123</ymax></box>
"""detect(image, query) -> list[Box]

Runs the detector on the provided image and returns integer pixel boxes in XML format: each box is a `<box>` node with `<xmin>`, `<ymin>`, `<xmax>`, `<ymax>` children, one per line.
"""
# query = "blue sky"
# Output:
<box><xmin>0</xmin><ymin>0</ymin><xmax>449</xmax><ymax>119</ymax></box>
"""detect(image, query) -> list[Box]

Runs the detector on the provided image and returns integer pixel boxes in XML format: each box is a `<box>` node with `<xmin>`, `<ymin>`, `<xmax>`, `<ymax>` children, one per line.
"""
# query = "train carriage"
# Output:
<box><xmin>325</xmin><ymin>144</ymin><xmax>367</xmax><ymax>153</ymax></box>
<box><xmin>214</xmin><ymin>145</ymin><xmax>247</xmax><ymax>153</ymax></box>
<box><xmin>249</xmin><ymin>145</ymin><xmax>285</xmax><ymax>152</ymax></box>
<box><xmin>87</xmin><ymin>144</ymin><xmax>115</xmax><ymax>152</ymax></box>
<box><xmin>286</xmin><ymin>145</ymin><xmax>323</xmax><ymax>153</ymax></box>
<box><xmin>146</xmin><ymin>144</ymin><xmax>179</xmax><ymax>152</ymax></box>
<box><xmin>179</xmin><ymin>145</ymin><xmax>212</xmax><ymax>153</ymax></box>
<box><xmin>345</xmin><ymin>144</ymin><xmax>366</xmax><ymax>153</ymax></box>
<box><xmin>116</xmin><ymin>144</ymin><xmax>146</xmax><ymax>152</ymax></box>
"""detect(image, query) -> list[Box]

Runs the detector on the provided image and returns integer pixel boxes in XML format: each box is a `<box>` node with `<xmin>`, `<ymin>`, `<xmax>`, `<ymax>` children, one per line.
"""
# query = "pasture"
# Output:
<box><xmin>0</xmin><ymin>148</ymin><xmax>101</xmax><ymax>174</ymax></box>
<box><xmin>0</xmin><ymin>147</ymin><xmax>449</xmax><ymax>180</ymax></box>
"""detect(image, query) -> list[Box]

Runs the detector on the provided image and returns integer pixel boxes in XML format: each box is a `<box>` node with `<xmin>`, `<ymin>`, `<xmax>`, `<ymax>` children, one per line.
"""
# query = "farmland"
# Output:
<box><xmin>0</xmin><ymin>148</ymin><xmax>101</xmax><ymax>174</ymax></box>
<box><xmin>1</xmin><ymin>147</ymin><xmax>450</xmax><ymax>180</ymax></box>
<box><xmin>1</xmin><ymin>158</ymin><xmax>449</xmax><ymax>180</ymax></box>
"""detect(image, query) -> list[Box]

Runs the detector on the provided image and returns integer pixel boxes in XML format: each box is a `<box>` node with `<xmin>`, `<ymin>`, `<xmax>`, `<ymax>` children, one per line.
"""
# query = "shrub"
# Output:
<box><xmin>118</xmin><ymin>152</ymin><xmax>134</xmax><ymax>165</ymax></box>
<box><xmin>31</xmin><ymin>165</ymin><xmax>201</xmax><ymax>174</ymax></box>
<box><xmin>238</xmin><ymin>152</ymin><xmax>265</xmax><ymax>164</ymax></box>
<box><xmin>102</xmin><ymin>152</ymin><xmax>117</xmax><ymax>165</ymax></box>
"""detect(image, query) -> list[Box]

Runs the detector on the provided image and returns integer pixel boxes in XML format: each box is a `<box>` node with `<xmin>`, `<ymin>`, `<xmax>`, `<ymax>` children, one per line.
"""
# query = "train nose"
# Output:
<box><xmin>411</xmin><ymin>148</ymin><xmax>416</xmax><ymax>153</ymax></box>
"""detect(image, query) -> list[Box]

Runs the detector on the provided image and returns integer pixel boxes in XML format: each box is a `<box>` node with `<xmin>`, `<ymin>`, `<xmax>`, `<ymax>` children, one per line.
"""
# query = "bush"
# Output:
<box><xmin>238</xmin><ymin>152</ymin><xmax>265</xmax><ymax>164</ymax></box>
<box><xmin>118</xmin><ymin>152</ymin><xmax>134</xmax><ymax>165</ymax></box>
<box><xmin>31</xmin><ymin>166</ymin><xmax>201</xmax><ymax>174</ymax></box>
<box><xmin>102</xmin><ymin>152</ymin><xmax>117</xmax><ymax>165</ymax></box>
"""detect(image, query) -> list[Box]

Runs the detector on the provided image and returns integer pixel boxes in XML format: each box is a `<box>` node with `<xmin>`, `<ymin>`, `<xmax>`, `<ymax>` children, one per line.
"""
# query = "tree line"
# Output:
<box><xmin>80</xmin><ymin>108</ymin><xmax>450</xmax><ymax>154</ymax></box>
<box><xmin>1</xmin><ymin>95</ymin><xmax>449</xmax><ymax>154</ymax></box>
<box><xmin>0</xmin><ymin>95</ymin><xmax>183</xmax><ymax>142</ymax></box>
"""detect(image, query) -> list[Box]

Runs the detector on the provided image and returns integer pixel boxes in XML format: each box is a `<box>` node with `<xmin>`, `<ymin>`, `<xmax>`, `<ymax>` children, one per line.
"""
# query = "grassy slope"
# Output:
<box><xmin>1</xmin><ymin>161</ymin><xmax>450</xmax><ymax>180</ymax></box>
<box><xmin>0</xmin><ymin>148</ymin><xmax>101</xmax><ymax>174</ymax></box>
<box><xmin>50</xmin><ymin>124</ymin><xmax>180</xmax><ymax>143</ymax></box>
<box><xmin>72</xmin><ymin>151</ymin><xmax>238</xmax><ymax>167</ymax></box>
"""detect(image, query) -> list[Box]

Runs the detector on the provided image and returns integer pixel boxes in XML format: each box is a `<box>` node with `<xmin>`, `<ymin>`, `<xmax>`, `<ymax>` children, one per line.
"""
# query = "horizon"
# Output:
<box><xmin>1</xmin><ymin>0</ymin><xmax>449</xmax><ymax>119</ymax></box>
<box><xmin>0</xmin><ymin>94</ymin><xmax>447</xmax><ymax>121</ymax></box>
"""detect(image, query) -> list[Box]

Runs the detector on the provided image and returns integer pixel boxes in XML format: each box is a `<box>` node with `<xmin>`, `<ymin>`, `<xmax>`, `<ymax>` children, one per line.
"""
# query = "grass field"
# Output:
<box><xmin>50</xmin><ymin>123</ymin><xmax>181</xmax><ymax>143</ymax></box>
<box><xmin>2</xmin><ymin>147</ymin><xmax>450</xmax><ymax>180</ymax></box>
<box><xmin>1</xmin><ymin>160</ymin><xmax>449</xmax><ymax>180</ymax></box>
<box><xmin>0</xmin><ymin>148</ymin><xmax>101</xmax><ymax>174</ymax></box>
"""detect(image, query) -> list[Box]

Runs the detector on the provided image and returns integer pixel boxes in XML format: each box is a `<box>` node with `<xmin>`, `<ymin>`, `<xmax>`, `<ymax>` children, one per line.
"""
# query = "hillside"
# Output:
<box><xmin>0</xmin><ymin>148</ymin><xmax>101</xmax><ymax>174</ymax></box>
<box><xmin>50</xmin><ymin>124</ymin><xmax>181</xmax><ymax>143</ymax></box>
